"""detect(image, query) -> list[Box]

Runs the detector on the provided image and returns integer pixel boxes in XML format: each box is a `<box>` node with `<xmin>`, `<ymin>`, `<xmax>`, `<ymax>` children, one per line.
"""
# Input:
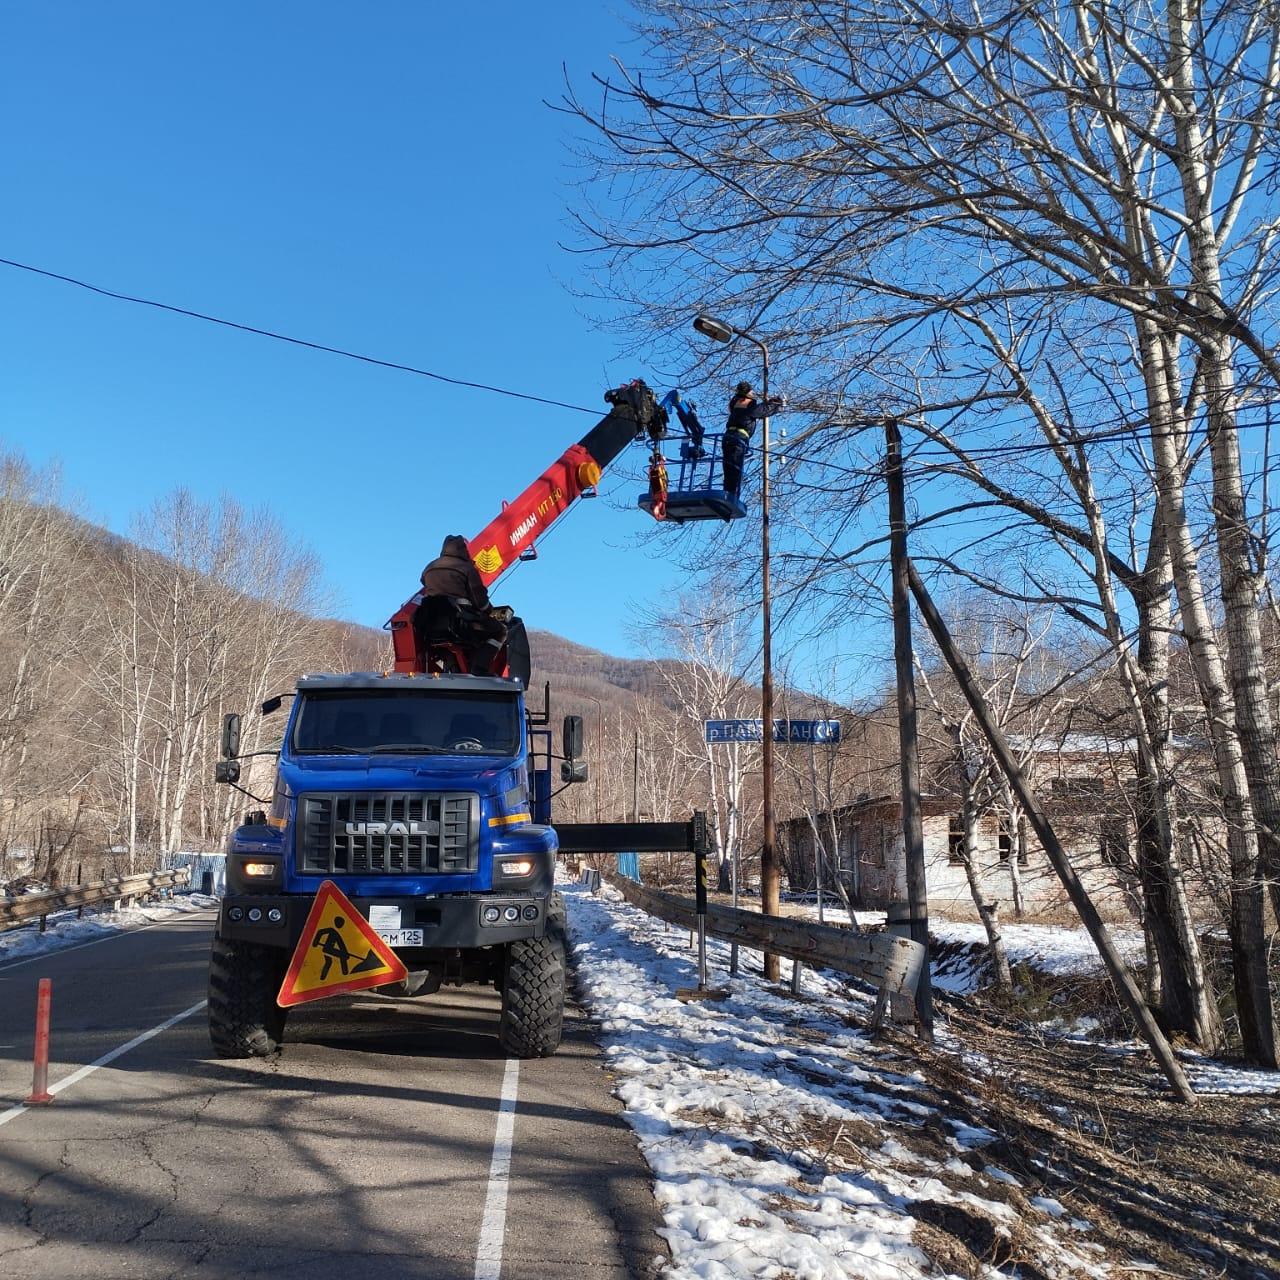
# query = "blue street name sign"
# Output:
<box><xmin>704</xmin><ymin>719</ymin><xmax>842</xmax><ymax>744</ymax></box>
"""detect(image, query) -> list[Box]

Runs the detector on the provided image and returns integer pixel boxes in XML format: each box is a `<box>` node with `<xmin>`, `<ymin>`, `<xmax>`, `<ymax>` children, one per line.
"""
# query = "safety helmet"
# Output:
<box><xmin>735</xmin><ymin>381</ymin><xmax>753</xmax><ymax>396</ymax></box>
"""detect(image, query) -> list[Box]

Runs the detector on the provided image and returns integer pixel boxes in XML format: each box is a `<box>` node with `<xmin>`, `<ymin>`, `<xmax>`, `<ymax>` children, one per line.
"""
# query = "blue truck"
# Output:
<box><xmin>210</xmin><ymin>671</ymin><xmax>585</xmax><ymax>1058</ymax></box>
<box><xmin>207</xmin><ymin>385</ymin><xmax>708</xmax><ymax>1059</ymax></box>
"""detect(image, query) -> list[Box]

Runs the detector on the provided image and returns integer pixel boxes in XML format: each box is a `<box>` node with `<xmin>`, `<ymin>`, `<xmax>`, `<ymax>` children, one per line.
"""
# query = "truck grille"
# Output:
<box><xmin>297</xmin><ymin>792</ymin><xmax>479</xmax><ymax>876</ymax></box>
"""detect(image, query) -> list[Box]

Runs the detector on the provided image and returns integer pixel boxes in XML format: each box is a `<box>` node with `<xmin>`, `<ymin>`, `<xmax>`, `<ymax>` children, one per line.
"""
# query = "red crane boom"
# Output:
<box><xmin>387</xmin><ymin>382</ymin><xmax>664</xmax><ymax>674</ymax></box>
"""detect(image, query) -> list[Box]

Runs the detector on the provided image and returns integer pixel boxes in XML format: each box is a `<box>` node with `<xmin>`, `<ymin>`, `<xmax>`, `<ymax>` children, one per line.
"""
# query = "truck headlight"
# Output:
<box><xmin>243</xmin><ymin>861</ymin><xmax>278</xmax><ymax>878</ymax></box>
<box><xmin>482</xmin><ymin>906</ymin><xmax>502</xmax><ymax>924</ymax></box>
<box><xmin>497</xmin><ymin>858</ymin><xmax>535</xmax><ymax>878</ymax></box>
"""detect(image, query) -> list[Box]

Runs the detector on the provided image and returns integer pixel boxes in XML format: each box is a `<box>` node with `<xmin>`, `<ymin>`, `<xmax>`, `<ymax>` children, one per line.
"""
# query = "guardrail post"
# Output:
<box><xmin>695</xmin><ymin>840</ymin><xmax>709</xmax><ymax>989</ymax></box>
<box><xmin>675</xmin><ymin>820</ymin><xmax>728</xmax><ymax>1003</ymax></box>
<box><xmin>26</xmin><ymin>978</ymin><xmax>54</xmax><ymax>1105</ymax></box>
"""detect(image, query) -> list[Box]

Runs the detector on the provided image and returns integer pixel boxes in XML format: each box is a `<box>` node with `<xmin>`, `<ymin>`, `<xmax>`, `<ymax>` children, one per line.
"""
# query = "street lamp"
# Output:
<box><xmin>692</xmin><ymin>312</ymin><xmax>781</xmax><ymax>982</ymax></box>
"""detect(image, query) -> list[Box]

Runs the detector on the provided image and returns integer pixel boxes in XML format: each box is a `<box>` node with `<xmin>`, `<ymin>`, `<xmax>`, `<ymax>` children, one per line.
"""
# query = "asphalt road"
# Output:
<box><xmin>0</xmin><ymin>910</ymin><xmax>669</xmax><ymax>1279</ymax></box>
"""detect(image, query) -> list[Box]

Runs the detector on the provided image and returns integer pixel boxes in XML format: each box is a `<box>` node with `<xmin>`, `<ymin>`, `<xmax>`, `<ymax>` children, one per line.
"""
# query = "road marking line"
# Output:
<box><xmin>474</xmin><ymin>1057</ymin><xmax>520</xmax><ymax>1280</ymax></box>
<box><xmin>0</xmin><ymin>909</ymin><xmax>216</xmax><ymax>974</ymax></box>
<box><xmin>0</xmin><ymin>999</ymin><xmax>207</xmax><ymax>1129</ymax></box>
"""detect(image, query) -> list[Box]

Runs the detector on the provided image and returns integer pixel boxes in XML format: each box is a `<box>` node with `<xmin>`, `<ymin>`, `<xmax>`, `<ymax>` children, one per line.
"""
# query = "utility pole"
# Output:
<box><xmin>884</xmin><ymin>417</ymin><xmax>933</xmax><ymax>1033</ymax></box>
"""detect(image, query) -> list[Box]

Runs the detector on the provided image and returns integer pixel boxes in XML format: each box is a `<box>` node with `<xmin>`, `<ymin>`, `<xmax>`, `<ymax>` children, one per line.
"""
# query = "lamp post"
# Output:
<box><xmin>693</xmin><ymin>313</ymin><xmax>781</xmax><ymax>981</ymax></box>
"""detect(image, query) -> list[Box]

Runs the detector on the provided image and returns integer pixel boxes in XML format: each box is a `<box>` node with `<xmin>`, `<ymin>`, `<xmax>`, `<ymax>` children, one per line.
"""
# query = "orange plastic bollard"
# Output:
<box><xmin>26</xmin><ymin>978</ymin><xmax>53</xmax><ymax>1105</ymax></box>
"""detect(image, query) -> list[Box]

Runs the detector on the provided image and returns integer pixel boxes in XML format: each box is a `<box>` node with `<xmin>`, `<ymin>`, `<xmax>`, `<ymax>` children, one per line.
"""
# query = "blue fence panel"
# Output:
<box><xmin>616</xmin><ymin>852</ymin><xmax>641</xmax><ymax>882</ymax></box>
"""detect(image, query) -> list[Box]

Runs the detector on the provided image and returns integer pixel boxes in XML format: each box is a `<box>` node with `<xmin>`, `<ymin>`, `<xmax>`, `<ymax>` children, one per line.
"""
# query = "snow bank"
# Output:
<box><xmin>564</xmin><ymin>881</ymin><xmax>1110</xmax><ymax>1279</ymax></box>
<box><xmin>0</xmin><ymin>892</ymin><xmax>218</xmax><ymax>965</ymax></box>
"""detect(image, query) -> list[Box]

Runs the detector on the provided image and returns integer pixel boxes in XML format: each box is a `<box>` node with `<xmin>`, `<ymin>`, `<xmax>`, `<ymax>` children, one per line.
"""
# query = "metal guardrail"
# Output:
<box><xmin>0</xmin><ymin>869</ymin><xmax>192</xmax><ymax>931</ymax></box>
<box><xmin>596</xmin><ymin>870</ymin><xmax>924</xmax><ymax>1025</ymax></box>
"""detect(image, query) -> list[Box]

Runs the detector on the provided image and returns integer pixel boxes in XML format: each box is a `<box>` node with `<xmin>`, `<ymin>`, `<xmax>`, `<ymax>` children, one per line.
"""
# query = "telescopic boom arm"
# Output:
<box><xmin>388</xmin><ymin>381</ymin><xmax>665</xmax><ymax>673</ymax></box>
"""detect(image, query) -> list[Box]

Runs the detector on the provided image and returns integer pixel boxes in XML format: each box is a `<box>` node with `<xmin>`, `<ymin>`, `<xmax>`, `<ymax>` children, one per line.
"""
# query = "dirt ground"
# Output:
<box><xmin>897</xmin><ymin>994</ymin><xmax>1280</xmax><ymax>1278</ymax></box>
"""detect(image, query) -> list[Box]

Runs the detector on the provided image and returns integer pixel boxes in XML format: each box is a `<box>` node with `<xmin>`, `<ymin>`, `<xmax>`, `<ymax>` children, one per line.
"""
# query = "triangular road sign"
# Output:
<box><xmin>277</xmin><ymin>880</ymin><xmax>409</xmax><ymax>1008</ymax></box>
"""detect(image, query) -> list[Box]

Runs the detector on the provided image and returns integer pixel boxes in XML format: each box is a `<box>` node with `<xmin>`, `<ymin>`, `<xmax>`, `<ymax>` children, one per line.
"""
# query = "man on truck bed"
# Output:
<box><xmin>419</xmin><ymin>535</ymin><xmax>507</xmax><ymax>674</ymax></box>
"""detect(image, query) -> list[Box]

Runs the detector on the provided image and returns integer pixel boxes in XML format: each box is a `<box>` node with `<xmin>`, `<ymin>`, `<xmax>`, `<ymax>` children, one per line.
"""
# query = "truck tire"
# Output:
<box><xmin>498</xmin><ymin>894</ymin><xmax>566</xmax><ymax>1058</ymax></box>
<box><xmin>208</xmin><ymin>935</ymin><xmax>288</xmax><ymax>1057</ymax></box>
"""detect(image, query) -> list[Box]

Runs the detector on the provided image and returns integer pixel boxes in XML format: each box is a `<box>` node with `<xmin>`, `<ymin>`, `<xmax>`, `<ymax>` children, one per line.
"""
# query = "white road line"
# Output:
<box><xmin>0</xmin><ymin>999</ymin><xmax>207</xmax><ymax>1129</ymax></box>
<box><xmin>474</xmin><ymin>1057</ymin><xmax>520</xmax><ymax>1280</ymax></box>
<box><xmin>0</xmin><ymin>908</ymin><xmax>216</xmax><ymax>974</ymax></box>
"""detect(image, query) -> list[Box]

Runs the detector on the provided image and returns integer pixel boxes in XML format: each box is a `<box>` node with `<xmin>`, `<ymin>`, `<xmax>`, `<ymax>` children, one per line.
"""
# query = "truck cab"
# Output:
<box><xmin>209</xmin><ymin>672</ymin><xmax>578</xmax><ymax>1059</ymax></box>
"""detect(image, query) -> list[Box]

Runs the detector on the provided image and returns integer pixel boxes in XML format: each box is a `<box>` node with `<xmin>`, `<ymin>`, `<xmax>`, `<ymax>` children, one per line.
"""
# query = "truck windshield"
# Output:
<box><xmin>291</xmin><ymin>690</ymin><xmax>521</xmax><ymax>757</ymax></box>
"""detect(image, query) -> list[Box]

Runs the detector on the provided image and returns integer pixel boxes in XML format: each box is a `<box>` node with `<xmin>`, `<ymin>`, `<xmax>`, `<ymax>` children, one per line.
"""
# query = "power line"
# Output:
<box><xmin>9</xmin><ymin>255</ymin><xmax>1277</xmax><ymax>474</ymax></box>
<box><xmin>0</xmin><ymin>255</ymin><xmax>599</xmax><ymax>416</ymax></box>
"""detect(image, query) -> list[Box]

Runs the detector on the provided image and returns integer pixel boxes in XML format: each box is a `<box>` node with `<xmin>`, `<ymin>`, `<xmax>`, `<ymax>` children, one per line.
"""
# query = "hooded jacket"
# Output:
<box><xmin>420</xmin><ymin>535</ymin><xmax>491</xmax><ymax>610</ymax></box>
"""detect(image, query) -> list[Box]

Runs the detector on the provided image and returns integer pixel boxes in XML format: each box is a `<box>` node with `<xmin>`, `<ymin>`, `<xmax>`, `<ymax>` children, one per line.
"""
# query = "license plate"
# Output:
<box><xmin>377</xmin><ymin>928</ymin><xmax>423</xmax><ymax>947</ymax></box>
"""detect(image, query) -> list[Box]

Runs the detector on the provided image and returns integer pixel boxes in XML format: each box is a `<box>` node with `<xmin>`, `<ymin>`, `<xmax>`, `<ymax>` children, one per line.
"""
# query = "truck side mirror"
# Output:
<box><xmin>215</xmin><ymin>760</ymin><xmax>241</xmax><ymax>784</ymax></box>
<box><xmin>563</xmin><ymin>714</ymin><xmax>584</xmax><ymax>761</ymax></box>
<box><xmin>560</xmin><ymin>760</ymin><xmax>589</xmax><ymax>784</ymax></box>
<box><xmin>221</xmin><ymin>712</ymin><xmax>242</xmax><ymax>759</ymax></box>
<box><xmin>261</xmin><ymin>696</ymin><xmax>283</xmax><ymax>716</ymax></box>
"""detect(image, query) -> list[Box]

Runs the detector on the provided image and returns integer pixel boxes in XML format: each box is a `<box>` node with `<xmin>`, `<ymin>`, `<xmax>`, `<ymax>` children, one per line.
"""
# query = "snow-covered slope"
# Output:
<box><xmin>565</xmin><ymin>881</ymin><xmax>1110</xmax><ymax>1280</ymax></box>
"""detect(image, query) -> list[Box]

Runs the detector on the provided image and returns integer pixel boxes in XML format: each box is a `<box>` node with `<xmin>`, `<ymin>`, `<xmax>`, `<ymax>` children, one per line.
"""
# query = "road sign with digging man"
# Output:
<box><xmin>277</xmin><ymin>880</ymin><xmax>408</xmax><ymax>1008</ymax></box>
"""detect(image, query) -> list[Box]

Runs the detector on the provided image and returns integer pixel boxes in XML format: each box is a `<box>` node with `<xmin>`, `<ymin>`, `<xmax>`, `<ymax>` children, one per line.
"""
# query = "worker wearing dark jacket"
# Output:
<box><xmin>420</xmin><ymin>535</ymin><xmax>490</xmax><ymax>609</ymax></box>
<box><xmin>722</xmin><ymin>381</ymin><xmax>756</xmax><ymax>498</ymax></box>
<box><xmin>419</xmin><ymin>536</ymin><xmax>506</xmax><ymax>674</ymax></box>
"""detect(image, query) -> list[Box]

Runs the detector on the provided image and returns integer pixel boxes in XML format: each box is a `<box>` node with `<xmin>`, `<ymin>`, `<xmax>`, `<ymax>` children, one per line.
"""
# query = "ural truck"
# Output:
<box><xmin>211</xmin><ymin>673</ymin><xmax>584</xmax><ymax>1058</ymax></box>
<box><xmin>208</xmin><ymin>382</ymin><xmax>665</xmax><ymax>1059</ymax></box>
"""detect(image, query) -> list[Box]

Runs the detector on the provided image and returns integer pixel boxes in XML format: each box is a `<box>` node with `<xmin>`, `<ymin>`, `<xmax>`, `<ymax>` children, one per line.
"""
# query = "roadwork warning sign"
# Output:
<box><xmin>277</xmin><ymin>880</ymin><xmax>408</xmax><ymax>1008</ymax></box>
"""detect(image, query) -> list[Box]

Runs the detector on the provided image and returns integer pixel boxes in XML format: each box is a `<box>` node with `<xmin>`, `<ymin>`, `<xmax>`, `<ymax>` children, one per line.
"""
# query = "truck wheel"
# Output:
<box><xmin>498</xmin><ymin>894</ymin><xmax>566</xmax><ymax>1058</ymax></box>
<box><xmin>208</xmin><ymin>936</ymin><xmax>288</xmax><ymax>1057</ymax></box>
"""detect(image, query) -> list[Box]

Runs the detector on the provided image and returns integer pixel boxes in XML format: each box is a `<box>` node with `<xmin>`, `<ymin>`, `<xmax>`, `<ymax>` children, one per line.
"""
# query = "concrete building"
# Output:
<box><xmin>778</xmin><ymin>734</ymin><xmax>1180</xmax><ymax>920</ymax></box>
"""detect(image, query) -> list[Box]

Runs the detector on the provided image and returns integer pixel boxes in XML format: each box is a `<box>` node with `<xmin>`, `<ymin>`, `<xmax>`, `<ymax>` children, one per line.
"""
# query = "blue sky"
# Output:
<box><xmin>0</xmin><ymin>2</ymin><xmax>707</xmax><ymax>657</ymax></box>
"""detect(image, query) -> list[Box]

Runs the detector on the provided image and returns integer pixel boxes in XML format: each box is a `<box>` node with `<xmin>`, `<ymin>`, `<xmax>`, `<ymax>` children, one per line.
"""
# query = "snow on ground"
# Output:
<box><xmin>565</xmin><ymin>881</ymin><xmax>1111</xmax><ymax>1280</ymax></box>
<box><xmin>1177</xmin><ymin>1053</ymin><xmax>1280</xmax><ymax>1095</ymax></box>
<box><xmin>1082</xmin><ymin>1041</ymin><xmax>1280</xmax><ymax>1098</ymax></box>
<box><xmin>930</xmin><ymin>919</ymin><xmax>1145</xmax><ymax>984</ymax></box>
<box><xmin>790</xmin><ymin>902</ymin><xmax>1145</xmax><ymax>996</ymax></box>
<box><xmin>0</xmin><ymin>892</ymin><xmax>219</xmax><ymax>965</ymax></box>
<box><xmin>802</xmin><ymin>907</ymin><xmax>1280</xmax><ymax>1096</ymax></box>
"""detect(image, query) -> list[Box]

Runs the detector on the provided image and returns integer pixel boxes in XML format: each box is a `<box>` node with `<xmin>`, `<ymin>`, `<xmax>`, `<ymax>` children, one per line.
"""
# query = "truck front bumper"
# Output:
<box><xmin>217</xmin><ymin>892</ymin><xmax>549</xmax><ymax>953</ymax></box>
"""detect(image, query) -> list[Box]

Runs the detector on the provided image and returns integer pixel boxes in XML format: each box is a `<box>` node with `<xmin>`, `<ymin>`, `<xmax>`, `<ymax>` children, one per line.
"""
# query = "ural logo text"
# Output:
<box><xmin>345</xmin><ymin>821</ymin><xmax>431</xmax><ymax>837</ymax></box>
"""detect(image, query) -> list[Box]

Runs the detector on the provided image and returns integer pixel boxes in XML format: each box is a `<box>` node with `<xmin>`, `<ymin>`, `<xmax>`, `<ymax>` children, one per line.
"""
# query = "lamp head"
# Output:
<box><xmin>692</xmin><ymin>314</ymin><xmax>734</xmax><ymax>343</ymax></box>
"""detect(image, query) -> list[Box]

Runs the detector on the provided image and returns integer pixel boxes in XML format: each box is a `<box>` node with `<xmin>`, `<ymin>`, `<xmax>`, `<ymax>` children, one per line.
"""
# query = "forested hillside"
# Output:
<box><xmin>0</xmin><ymin>449</ymin><xmax>781</xmax><ymax>884</ymax></box>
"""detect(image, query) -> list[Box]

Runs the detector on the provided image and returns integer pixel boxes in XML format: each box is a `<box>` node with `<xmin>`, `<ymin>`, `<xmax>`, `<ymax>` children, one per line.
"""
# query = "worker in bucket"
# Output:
<box><xmin>419</xmin><ymin>535</ymin><xmax>507</xmax><ymax>674</ymax></box>
<box><xmin>722</xmin><ymin>381</ymin><xmax>757</xmax><ymax>498</ymax></box>
<box><xmin>722</xmin><ymin>381</ymin><xmax>785</xmax><ymax>499</ymax></box>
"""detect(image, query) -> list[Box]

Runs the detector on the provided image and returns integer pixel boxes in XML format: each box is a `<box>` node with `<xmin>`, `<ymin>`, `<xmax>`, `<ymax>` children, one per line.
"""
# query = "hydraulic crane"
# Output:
<box><xmin>210</xmin><ymin>379</ymin><xmax>731</xmax><ymax>1062</ymax></box>
<box><xmin>386</xmin><ymin>380</ymin><xmax>667</xmax><ymax>677</ymax></box>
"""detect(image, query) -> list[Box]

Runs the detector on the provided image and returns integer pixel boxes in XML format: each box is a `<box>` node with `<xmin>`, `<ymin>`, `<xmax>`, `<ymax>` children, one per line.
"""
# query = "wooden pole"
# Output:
<box><xmin>885</xmin><ymin>419</ymin><xmax>934</xmax><ymax>1033</ymax></box>
<box><xmin>906</xmin><ymin>559</ymin><xmax>1196</xmax><ymax>1102</ymax></box>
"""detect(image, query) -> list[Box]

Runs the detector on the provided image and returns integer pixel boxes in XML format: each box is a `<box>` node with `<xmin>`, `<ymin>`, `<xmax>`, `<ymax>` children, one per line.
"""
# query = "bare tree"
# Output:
<box><xmin>637</xmin><ymin>592</ymin><xmax>762</xmax><ymax>893</ymax></box>
<box><xmin>568</xmin><ymin>0</ymin><xmax>1273</xmax><ymax>1061</ymax></box>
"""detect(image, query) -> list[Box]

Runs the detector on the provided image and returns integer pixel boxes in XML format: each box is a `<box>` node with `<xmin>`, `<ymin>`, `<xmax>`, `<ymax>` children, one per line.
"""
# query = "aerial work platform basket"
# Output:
<box><xmin>638</xmin><ymin>432</ymin><xmax>748</xmax><ymax>523</ymax></box>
